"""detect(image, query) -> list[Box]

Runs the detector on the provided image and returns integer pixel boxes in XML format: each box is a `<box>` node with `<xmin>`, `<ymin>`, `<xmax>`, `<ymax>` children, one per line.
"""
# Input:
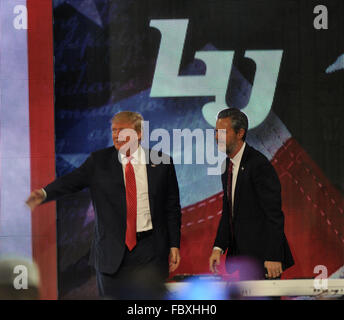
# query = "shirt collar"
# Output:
<box><xmin>230</xmin><ymin>142</ymin><xmax>246</xmax><ymax>167</ymax></box>
<box><xmin>120</xmin><ymin>145</ymin><xmax>146</xmax><ymax>165</ymax></box>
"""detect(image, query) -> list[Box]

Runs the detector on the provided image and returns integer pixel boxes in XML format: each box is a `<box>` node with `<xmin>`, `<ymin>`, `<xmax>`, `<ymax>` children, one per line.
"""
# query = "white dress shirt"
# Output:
<box><xmin>120</xmin><ymin>145</ymin><xmax>153</xmax><ymax>232</ymax></box>
<box><xmin>214</xmin><ymin>142</ymin><xmax>246</xmax><ymax>253</ymax></box>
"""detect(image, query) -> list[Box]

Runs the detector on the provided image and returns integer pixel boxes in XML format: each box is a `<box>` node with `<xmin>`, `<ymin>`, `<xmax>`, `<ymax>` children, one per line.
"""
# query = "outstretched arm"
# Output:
<box><xmin>26</xmin><ymin>155</ymin><xmax>94</xmax><ymax>211</ymax></box>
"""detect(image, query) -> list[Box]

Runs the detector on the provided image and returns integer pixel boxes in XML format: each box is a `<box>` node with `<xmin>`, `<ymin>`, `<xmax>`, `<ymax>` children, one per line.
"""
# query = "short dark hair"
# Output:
<box><xmin>217</xmin><ymin>108</ymin><xmax>248</xmax><ymax>141</ymax></box>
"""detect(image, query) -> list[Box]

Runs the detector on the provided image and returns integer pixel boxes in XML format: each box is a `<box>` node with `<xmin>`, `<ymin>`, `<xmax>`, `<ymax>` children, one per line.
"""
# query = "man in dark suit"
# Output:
<box><xmin>209</xmin><ymin>108</ymin><xmax>294</xmax><ymax>279</ymax></box>
<box><xmin>26</xmin><ymin>111</ymin><xmax>181</xmax><ymax>298</ymax></box>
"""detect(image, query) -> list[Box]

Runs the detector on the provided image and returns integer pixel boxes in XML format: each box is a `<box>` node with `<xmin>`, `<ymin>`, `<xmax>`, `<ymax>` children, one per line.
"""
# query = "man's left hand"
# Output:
<box><xmin>264</xmin><ymin>261</ymin><xmax>283</xmax><ymax>279</ymax></box>
<box><xmin>169</xmin><ymin>247</ymin><xmax>181</xmax><ymax>272</ymax></box>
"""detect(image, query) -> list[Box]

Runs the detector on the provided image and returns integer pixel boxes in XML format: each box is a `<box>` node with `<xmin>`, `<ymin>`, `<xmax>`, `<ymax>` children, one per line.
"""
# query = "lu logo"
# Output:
<box><xmin>149</xmin><ymin>19</ymin><xmax>283</xmax><ymax>129</ymax></box>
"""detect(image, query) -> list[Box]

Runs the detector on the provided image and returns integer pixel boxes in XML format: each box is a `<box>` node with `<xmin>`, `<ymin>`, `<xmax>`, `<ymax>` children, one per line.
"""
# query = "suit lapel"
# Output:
<box><xmin>145</xmin><ymin>149</ymin><xmax>156</xmax><ymax>218</ymax></box>
<box><xmin>110</xmin><ymin>147</ymin><xmax>125</xmax><ymax>186</ymax></box>
<box><xmin>110</xmin><ymin>148</ymin><xmax>127</xmax><ymax>215</ymax></box>
<box><xmin>222</xmin><ymin>157</ymin><xmax>229</xmax><ymax>193</ymax></box>
<box><xmin>233</xmin><ymin>144</ymin><xmax>250</xmax><ymax>221</ymax></box>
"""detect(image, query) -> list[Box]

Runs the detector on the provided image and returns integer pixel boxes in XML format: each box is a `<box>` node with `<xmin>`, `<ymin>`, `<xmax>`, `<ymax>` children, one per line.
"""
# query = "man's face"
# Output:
<box><xmin>111</xmin><ymin>121</ymin><xmax>142</xmax><ymax>154</ymax></box>
<box><xmin>215</xmin><ymin>117</ymin><xmax>242</xmax><ymax>155</ymax></box>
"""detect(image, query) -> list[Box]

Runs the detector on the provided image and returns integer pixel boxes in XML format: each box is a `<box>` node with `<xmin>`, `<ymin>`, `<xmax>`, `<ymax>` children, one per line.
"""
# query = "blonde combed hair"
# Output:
<box><xmin>111</xmin><ymin>111</ymin><xmax>144</xmax><ymax>132</ymax></box>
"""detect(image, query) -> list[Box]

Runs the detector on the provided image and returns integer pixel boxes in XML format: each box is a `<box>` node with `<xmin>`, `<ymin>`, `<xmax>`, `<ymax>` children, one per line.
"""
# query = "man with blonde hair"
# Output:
<box><xmin>27</xmin><ymin>111</ymin><xmax>181</xmax><ymax>299</ymax></box>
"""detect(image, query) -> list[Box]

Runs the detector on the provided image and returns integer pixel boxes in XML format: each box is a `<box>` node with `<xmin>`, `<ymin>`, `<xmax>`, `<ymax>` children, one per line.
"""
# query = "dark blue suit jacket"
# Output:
<box><xmin>214</xmin><ymin>144</ymin><xmax>294</xmax><ymax>270</ymax></box>
<box><xmin>44</xmin><ymin>146</ymin><xmax>181</xmax><ymax>276</ymax></box>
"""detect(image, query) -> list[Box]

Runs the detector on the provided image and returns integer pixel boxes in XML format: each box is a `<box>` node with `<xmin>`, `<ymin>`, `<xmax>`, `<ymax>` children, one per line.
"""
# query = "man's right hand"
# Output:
<box><xmin>26</xmin><ymin>189</ymin><xmax>45</xmax><ymax>211</ymax></box>
<box><xmin>209</xmin><ymin>249</ymin><xmax>222</xmax><ymax>273</ymax></box>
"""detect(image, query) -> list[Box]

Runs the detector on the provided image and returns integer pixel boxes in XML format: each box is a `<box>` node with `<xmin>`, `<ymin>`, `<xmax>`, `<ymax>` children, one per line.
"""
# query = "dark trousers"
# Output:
<box><xmin>96</xmin><ymin>233</ymin><xmax>167</xmax><ymax>299</ymax></box>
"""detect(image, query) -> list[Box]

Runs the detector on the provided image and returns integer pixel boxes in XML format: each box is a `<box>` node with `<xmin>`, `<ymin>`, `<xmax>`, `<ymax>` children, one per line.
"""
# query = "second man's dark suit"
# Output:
<box><xmin>214</xmin><ymin>144</ymin><xmax>294</xmax><ymax>272</ymax></box>
<box><xmin>43</xmin><ymin>146</ymin><xmax>181</xmax><ymax>278</ymax></box>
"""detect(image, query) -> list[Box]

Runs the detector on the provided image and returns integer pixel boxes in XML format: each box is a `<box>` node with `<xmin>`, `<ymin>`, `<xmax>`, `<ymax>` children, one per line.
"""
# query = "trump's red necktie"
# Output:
<box><xmin>125</xmin><ymin>157</ymin><xmax>137</xmax><ymax>251</ymax></box>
